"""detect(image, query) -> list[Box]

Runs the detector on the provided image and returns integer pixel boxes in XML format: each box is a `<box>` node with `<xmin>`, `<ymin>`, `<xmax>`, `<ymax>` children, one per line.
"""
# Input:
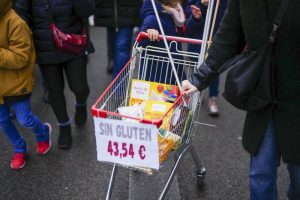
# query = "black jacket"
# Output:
<box><xmin>190</xmin><ymin>0</ymin><xmax>300</xmax><ymax>164</ymax></box>
<box><xmin>94</xmin><ymin>0</ymin><xmax>142</xmax><ymax>28</ymax></box>
<box><xmin>14</xmin><ymin>0</ymin><xmax>94</xmax><ymax>65</ymax></box>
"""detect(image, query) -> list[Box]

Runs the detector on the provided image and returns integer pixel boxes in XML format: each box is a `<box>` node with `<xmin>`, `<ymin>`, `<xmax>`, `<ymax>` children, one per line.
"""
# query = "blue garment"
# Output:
<box><xmin>249</xmin><ymin>119</ymin><xmax>300</xmax><ymax>200</ymax></box>
<box><xmin>108</xmin><ymin>27</ymin><xmax>134</xmax><ymax>78</ymax></box>
<box><xmin>185</xmin><ymin>0</ymin><xmax>228</xmax><ymax>97</ymax></box>
<box><xmin>209</xmin><ymin>78</ymin><xmax>219</xmax><ymax>97</ymax></box>
<box><xmin>139</xmin><ymin>0</ymin><xmax>190</xmax><ymax>84</ymax></box>
<box><xmin>140</xmin><ymin>0</ymin><xmax>177</xmax><ymax>39</ymax></box>
<box><xmin>0</xmin><ymin>100</ymin><xmax>49</xmax><ymax>153</ymax></box>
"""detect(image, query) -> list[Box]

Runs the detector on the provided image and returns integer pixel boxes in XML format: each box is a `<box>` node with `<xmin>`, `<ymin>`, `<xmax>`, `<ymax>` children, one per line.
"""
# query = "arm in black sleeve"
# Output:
<box><xmin>190</xmin><ymin>0</ymin><xmax>245</xmax><ymax>90</ymax></box>
<box><xmin>73</xmin><ymin>0</ymin><xmax>95</xmax><ymax>19</ymax></box>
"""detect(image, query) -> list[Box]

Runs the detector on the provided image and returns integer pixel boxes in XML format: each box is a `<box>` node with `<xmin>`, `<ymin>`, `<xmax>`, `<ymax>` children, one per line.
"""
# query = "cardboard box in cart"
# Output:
<box><xmin>129</xmin><ymin>79</ymin><xmax>180</xmax><ymax>106</ymax></box>
<box><xmin>143</xmin><ymin>100</ymin><xmax>174</xmax><ymax>131</ymax></box>
<box><xmin>129</xmin><ymin>79</ymin><xmax>182</xmax><ymax>164</ymax></box>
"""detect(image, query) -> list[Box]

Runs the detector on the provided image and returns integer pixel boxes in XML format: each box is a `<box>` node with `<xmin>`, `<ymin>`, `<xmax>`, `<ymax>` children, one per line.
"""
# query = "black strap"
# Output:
<box><xmin>269</xmin><ymin>0</ymin><xmax>290</xmax><ymax>43</ymax></box>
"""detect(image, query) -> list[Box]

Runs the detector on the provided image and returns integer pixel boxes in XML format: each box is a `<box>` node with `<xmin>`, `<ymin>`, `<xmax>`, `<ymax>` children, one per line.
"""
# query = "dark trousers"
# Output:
<box><xmin>40</xmin><ymin>56</ymin><xmax>89</xmax><ymax>125</ymax></box>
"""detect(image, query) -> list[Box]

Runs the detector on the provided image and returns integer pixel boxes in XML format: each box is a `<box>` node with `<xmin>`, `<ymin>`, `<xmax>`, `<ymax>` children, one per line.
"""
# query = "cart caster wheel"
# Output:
<box><xmin>197</xmin><ymin>176</ymin><xmax>205</xmax><ymax>187</ymax></box>
<box><xmin>196</xmin><ymin>167</ymin><xmax>206</xmax><ymax>188</ymax></box>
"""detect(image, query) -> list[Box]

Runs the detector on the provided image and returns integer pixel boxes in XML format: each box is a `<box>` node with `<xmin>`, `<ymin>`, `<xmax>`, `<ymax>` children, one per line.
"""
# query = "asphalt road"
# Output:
<box><xmin>0</xmin><ymin>27</ymin><xmax>289</xmax><ymax>200</ymax></box>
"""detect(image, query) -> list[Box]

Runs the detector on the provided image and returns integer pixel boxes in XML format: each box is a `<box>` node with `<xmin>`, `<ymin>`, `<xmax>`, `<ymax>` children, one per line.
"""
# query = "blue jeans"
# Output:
<box><xmin>108</xmin><ymin>27</ymin><xmax>133</xmax><ymax>78</ymax></box>
<box><xmin>249</xmin><ymin>119</ymin><xmax>300</xmax><ymax>200</ymax></box>
<box><xmin>209</xmin><ymin>76</ymin><xmax>219</xmax><ymax>97</ymax></box>
<box><xmin>0</xmin><ymin>100</ymin><xmax>48</xmax><ymax>153</ymax></box>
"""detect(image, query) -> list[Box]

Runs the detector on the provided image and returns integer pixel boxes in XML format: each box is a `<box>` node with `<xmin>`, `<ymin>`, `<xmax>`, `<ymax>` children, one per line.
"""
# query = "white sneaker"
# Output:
<box><xmin>208</xmin><ymin>97</ymin><xmax>219</xmax><ymax>117</ymax></box>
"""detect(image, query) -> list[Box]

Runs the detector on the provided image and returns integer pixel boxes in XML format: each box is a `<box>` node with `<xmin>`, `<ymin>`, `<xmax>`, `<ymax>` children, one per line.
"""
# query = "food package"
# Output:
<box><xmin>117</xmin><ymin>102</ymin><xmax>146</xmax><ymax>122</ymax></box>
<box><xmin>129</xmin><ymin>79</ymin><xmax>180</xmax><ymax>106</ymax></box>
<box><xmin>158</xmin><ymin>130</ymin><xmax>181</xmax><ymax>164</ymax></box>
<box><xmin>143</xmin><ymin>100</ymin><xmax>174</xmax><ymax>131</ymax></box>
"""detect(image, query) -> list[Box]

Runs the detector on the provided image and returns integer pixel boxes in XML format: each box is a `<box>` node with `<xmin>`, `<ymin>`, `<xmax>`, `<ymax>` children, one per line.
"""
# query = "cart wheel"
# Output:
<box><xmin>197</xmin><ymin>176</ymin><xmax>205</xmax><ymax>187</ymax></box>
<box><xmin>196</xmin><ymin>167</ymin><xmax>206</xmax><ymax>188</ymax></box>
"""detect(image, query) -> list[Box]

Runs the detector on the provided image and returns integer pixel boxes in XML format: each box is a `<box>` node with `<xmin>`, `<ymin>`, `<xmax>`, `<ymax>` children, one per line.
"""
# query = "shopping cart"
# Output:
<box><xmin>91</xmin><ymin>32</ymin><xmax>207</xmax><ymax>200</ymax></box>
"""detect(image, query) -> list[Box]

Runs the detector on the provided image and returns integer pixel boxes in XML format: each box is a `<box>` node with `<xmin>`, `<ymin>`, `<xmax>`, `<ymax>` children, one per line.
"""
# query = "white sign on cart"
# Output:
<box><xmin>94</xmin><ymin>118</ymin><xmax>160</xmax><ymax>170</ymax></box>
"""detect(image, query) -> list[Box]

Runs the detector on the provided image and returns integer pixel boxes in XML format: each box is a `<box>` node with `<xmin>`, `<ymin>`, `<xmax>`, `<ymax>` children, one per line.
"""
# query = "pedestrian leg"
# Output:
<box><xmin>112</xmin><ymin>27</ymin><xmax>133</xmax><ymax>78</ymax></box>
<box><xmin>12</xmin><ymin>100</ymin><xmax>49</xmax><ymax>142</ymax></box>
<box><xmin>0</xmin><ymin>104</ymin><xmax>26</xmax><ymax>153</ymax></box>
<box><xmin>40</xmin><ymin>64</ymin><xmax>72</xmax><ymax>149</ymax></box>
<box><xmin>64</xmin><ymin>56</ymin><xmax>90</xmax><ymax>126</ymax></box>
<box><xmin>249</xmin><ymin>119</ymin><xmax>281</xmax><ymax>200</ymax></box>
<box><xmin>287</xmin><ymin>164</ymin><xmax>300</xmax><ymax>200</ymax></box>
<box><xmin>106</xmin><ymin>27</ymin><xmax>116</xmax><ymax>74</ymax></box>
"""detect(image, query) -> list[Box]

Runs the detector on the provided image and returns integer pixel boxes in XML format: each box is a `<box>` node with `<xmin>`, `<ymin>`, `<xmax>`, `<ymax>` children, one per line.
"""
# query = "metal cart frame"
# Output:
<box><xmin>91</xmin><ymin>0</ymin><xmax>219</xmax><ymax>199</ymax></box>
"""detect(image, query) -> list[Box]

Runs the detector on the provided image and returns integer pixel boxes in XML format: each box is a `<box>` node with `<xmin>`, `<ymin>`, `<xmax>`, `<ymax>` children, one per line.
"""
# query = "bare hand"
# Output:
<box><xmin>191</xmin><ymin>5</ymin><xmax>202</xmax><ymax>20</ymax></box>
<box><xmin>146</xmin><ymin>29</ymin><xmax>159</xmax><ymax>41</ymax></box>
<box><xmin>201</xmin><ymin>0</ymin><xmax>209</xmax><ymax>6</ymax></box>
<box><xmin>182</xmin><ymin>80</ymin><xmax>198</xmax><ymax>94</ymax></box>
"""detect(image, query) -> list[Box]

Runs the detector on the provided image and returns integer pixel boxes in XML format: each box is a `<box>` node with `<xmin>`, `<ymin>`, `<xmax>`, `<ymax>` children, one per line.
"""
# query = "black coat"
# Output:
<box><xmin>94</xmin><ymin>0</ymin><xmax>142</xmax><ymax>28</ymax></box>
<box><xmin>14</xmin><ymin>0</ymin><xmax>94</xmax><ymax>65</ymax></box>
<box><xmin>190</xmin><ymin>0</ymin><xmax>300</xmax><ymax>164</ymax></box>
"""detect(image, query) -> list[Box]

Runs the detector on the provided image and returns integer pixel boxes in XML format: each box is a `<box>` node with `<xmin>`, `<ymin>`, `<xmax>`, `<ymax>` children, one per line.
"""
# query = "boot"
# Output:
<box><xmin>75</xmin><ymin>105</ymin><xmax>87</xmax><ymax>126</ymax></box>
<box><xmin>58</xmin><ymin>125</ymin><xmax>72</xmax><ymax>149</ymax></box>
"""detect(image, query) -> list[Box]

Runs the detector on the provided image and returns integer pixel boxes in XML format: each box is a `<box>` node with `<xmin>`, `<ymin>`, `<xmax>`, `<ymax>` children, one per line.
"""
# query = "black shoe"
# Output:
<box><xmin>75</xmin><ymin>105</ymin><xmax>87</xmax><ymax>126</ymax></box>
<box><xmin>58</xmin><ymin>126</ymin><xmax>72</xmax><ymax>149</ymax></box>
<box><xmin>106</xmin><ymin>60</ymin><xmax>114</xmax><ymax>74</ymax></box>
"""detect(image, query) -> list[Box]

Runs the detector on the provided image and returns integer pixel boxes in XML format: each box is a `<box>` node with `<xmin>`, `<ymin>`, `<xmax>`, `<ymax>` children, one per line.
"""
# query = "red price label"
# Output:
<box><xmin>107</xmin><ymin>141</ymin><xmax>146</xmax><ymax>160</ymax></box>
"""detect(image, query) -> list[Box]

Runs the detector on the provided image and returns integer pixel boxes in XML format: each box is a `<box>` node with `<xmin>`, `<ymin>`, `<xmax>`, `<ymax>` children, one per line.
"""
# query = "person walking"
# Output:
<box><xmin>182</xmin><ymin>0</ymin><xmax>300</xmax><ymax>199</ymax></box>
<box><xmin>139</xmin><ymin>0</ymin><xmax>202</xmax><ymax>84</ymax></box>
<box><xmin>14</xmin><ymin>0</ymin><xmax>95</xmax><ymax>149</ymax></box>
<box><xmin>185</xmin><ymin>0</ymin><xmax>228</xmax><ymax>116</ymax></box>
<box><xmin>0</xmin><ymin>0</ymin><xmax>52</xmax><ymax>170</ymax></box>
<box><xmin>94</xmin><ymin>0</ymin><xmax>143</xmax><ymax>77</ymax></box>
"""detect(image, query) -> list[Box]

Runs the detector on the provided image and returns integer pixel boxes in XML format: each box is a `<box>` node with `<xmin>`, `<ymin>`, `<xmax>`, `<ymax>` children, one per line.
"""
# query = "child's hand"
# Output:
<box><xmin>146</xmin><ymin>29</ymin><xmax>159</xmax><ymax>41</ymax></box>
<box><xmin>201</xmin><ymin>0</ymin><xmax>209</xmax><ymax>6</ymax></box>
<box><xmin>191</xmin><ymin>5</ymin><xmax>202</xmax><ymax>20</ymax></box>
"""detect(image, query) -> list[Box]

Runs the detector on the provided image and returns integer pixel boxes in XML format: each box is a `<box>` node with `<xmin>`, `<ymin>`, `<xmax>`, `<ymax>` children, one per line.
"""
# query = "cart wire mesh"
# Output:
<box><xmin>92</xmin><ymin>32</ymin><xmax>203</xmax><ymax>167</ymax></box>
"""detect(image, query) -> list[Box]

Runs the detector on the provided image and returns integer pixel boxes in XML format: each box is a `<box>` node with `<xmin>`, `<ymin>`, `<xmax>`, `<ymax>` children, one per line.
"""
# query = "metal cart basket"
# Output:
<box><xmin>92</xmin><ymin>32</ymin><xmax>207</xmax><ymax>200</ymax></box>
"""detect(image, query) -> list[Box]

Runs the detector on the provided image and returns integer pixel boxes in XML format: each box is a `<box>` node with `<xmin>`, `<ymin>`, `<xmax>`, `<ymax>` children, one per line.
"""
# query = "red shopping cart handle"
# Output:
<box><xmin>136</xmin><ymin>32</ymin><xmax>203</xmax><ymax>45</ymax></box>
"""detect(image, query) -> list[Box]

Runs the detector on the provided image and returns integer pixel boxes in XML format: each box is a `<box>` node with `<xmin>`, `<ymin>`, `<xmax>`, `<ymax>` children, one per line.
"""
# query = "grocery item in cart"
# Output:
<box><xmin>117</xmin><ymin>102</ymin><xmax>146</xmax><ymax>122</ymax></box>
<box><xmin>158</xmin><ymin>129</ymin><xmax>181</xmax><ymax>164</ymax></box>
<box><xmin>170</xmin><ymin>105</ymin><xmax>191</xmax><ymax>136</ymax></box>
<box><xmin>129</xmin><ymin>79</ymin><xmax>179</xmax><ymax>106</ymax></box>
<box><xmin>143</xmin><ymin>100</ymin><xmax>174</xmax><ymax>131</ymax></box>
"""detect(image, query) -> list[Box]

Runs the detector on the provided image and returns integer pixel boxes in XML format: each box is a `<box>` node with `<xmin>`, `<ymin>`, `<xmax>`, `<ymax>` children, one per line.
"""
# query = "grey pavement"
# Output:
<box><xmin>0</xmin><ymin>27</ymin><xmax>289</xmax><ymax>200</ymax></box>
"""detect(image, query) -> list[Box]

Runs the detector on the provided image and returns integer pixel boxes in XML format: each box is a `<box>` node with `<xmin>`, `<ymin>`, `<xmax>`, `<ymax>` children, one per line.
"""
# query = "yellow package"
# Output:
<box><xmin>158</xmin><ymin>131</ymin><xmax>181</xmax><ymax>164</ymax></box>
<box><xmin>129</xmin><ymin>79</ymin><xmax>180</xmax><ymax>106</ymax></box>
<box><xmin>158</xmin><ymin>134</ymin><xmax>173</xmax><ymax>164</ymax></box>
<box><xmin>143</xmin><ymin>100</ymin><xmax>174</xmax><ymax>131</ymax></box>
